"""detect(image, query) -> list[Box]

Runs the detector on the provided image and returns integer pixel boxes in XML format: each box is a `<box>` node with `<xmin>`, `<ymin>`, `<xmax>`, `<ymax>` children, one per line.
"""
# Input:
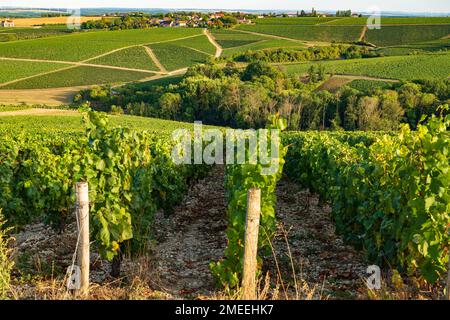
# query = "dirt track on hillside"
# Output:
<box><xmin>204</xmin><ymin>29</ymin><xmax>223</xmax><ymax>57</ymax></box>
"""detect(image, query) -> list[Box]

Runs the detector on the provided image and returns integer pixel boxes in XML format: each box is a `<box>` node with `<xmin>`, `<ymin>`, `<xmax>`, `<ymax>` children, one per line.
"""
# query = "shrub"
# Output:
<box><xmin>0</xmin><ymin>210</ymin><xmax>14</xmax><ymax>300</ymax></box>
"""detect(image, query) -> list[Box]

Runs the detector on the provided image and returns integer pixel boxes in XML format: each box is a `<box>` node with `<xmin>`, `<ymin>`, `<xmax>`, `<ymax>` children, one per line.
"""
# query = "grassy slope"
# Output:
<box><xmin>0</xmin><ymin>60</ymin><xmax>67</xmax><ymax>84</ymax></box>
<box><xmin>280</xmin><ymin>53</ymin><xmax>450</xmax><ymax>80</ymax></box>
<box><xmin>3</xmin><ymin>66</ymin><xmax>151</xmax><ymax>89</ymax></box>
<box><xmin>0</xmin><ymin>28</ymin><xmax>202</xmax><ymax>61</ymax></box>
<box><xmin>88</xmin><ymin>46</ymin><xmax>159</xmax><ymax>71</ymax></box>
<box><xmin>236</xmin><ymin>24</ymin><xmax>363</xmax><ymax>42</ymax></box>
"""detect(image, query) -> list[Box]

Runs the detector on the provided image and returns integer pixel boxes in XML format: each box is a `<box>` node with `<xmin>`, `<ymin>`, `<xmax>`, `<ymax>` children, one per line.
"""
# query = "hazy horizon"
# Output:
<box><xmin>1</xmin><ymin>1</ymin><xmax>450</xmax><ymax>13</ymax></box>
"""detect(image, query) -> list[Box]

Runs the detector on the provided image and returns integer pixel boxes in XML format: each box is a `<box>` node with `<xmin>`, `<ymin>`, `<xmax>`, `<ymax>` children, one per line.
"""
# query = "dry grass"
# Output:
<box><xmin>209</xmin><ymin>223</ymin><xmax>322</xmax><ymax>301</ymax></box>
<box><xmin>9</xmin><ymin>254</ymin><xmax>173</xmax><ymax>300</ymax></box>
<box><xmin>361</xmin><ymin>271</ymin><xmax>447</xmax><ymax>300</ymax></box>
<box><xmin>208</xmin><ymin>271</ymin><xmax>319</xmax><ymax>300</ymax></box>
<box><xmin>0</xmin><ymin>212</ymin><xmax>14</xmax><ymax>300</ymax></box>
<box><xmin>0</xmin><ymin>87</ymin><xmax>86</xmax><ymax>107</ymax></box>
<box><xmin>10</xmin><ymin>17</ymin><xmax>101</xmax><ymax>28</ymax></box>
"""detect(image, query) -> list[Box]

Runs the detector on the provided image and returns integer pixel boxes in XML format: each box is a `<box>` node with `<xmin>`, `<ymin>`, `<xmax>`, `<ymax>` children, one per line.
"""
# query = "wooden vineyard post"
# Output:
<box><xmin>76</xmin><ymin>182</ymin><xmax>90</xmax><ymax>294</ymax></box>
<box><xmin>242</xmin><ymin>188</ymin><xmax>261</xmax><ymax>300</ymax></box>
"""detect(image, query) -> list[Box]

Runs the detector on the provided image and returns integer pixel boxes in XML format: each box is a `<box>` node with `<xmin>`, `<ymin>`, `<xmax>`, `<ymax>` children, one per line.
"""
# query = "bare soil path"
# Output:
<box><xmin>152</xmin><ymin>166</ymin><xmax>228</xmax><ymax>297</ymax></box>
<box><xmin>272</xmin><ymin>179</ymin><xmax>367</xmax><ymax>299</ymax></box>
<box><xmin>204</xmin><ymin>29</ymin><xmax>223</xmax><ymax>58</ymax></box>
<box><xmin>359</xmin><ymin>26</ymin><xmax>368</xmax><ymax>42</ymax></box>
<box><xmin>151</xmin><ymin>166</ymin><xmax>367</xmax><ymax>299</ymax></box>
<box><xmin>143</xmin><ymin>46</ymin><xmax>168</xmax><ymax>73</ymax></box>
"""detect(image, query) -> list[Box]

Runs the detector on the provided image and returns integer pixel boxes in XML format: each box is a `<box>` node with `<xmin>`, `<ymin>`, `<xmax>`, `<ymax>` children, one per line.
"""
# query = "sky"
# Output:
<box><xmin>1</xmin><ymin>1</ymin><xmax>450</xmax><ymax>13</ymax></box>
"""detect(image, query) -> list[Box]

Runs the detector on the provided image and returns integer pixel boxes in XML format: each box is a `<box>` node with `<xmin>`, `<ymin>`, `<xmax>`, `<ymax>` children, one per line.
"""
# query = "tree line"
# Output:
<box><xmin>75</xmin><ymin>61</ymin><xmax>449</xmax><ymax>131</ymax></box>
<box><xmin>229</xmin><ymin>45</ymin><xmax>381</xmax><ymax>64</ymax></box>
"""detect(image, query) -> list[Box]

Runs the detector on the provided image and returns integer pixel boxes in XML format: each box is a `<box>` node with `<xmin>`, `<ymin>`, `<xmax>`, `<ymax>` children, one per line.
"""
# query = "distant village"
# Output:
<box><xmin>83</xmin><ymin>11</ymin><xmax>258</xmax><ymax>30</ymax></box>
<box><xmin>1</xmin><ymin>9</ymin><xmax>361</xmax><ymax>30</ymax></box>
<box><xmin>81</xmin><ymin>8</ymin><xmax>360</xmax><ymax>30</ymax></box>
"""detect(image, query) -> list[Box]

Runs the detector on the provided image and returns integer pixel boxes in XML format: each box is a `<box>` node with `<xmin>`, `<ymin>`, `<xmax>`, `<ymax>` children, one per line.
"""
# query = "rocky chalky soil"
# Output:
<box><xmin>10</xmin><ymin>166</ymin><xmax>368</xmax><ymax>299</ymax></box>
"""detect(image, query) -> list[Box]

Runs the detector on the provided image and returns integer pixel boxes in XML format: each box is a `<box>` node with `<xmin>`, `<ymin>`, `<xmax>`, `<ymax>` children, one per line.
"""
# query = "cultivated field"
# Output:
<box><xmin>236</xmin><ymin>24</ymin><xmax>363</xmax><ymax>43</ymax></box>
<box><xmin>254</xmin><ymin>17</ymin><xmax>343</xmax><ymax>25</ymax></box>
<box><xmin>0</xmin><ymin>16</ymin><xmax>449</xmax><ymax>101</ymax></box>
<box><xmin>323</xmin><ymin>16</ymin><xmax>450</xmax><ymax>25</ymax></box>
<box><xmin>365</xmin><ymin>25</ymin><xmax>450</xmax><ymax>46</ymax></box>
<box><xmin>0</xmin><ymin>28</ymin><xmax>214</xmax><ymax>91</ymax></box>
<box><xmin>88</xmin><ymin>46</ymin><xmax>160</xmax><ymax>71</ymax></box>
<box><xmin>1</xmin><ymin>13</ymin><xmax>450</xmax><ymax>303</ymax></box>
<box><xmin>211</xmin><ymin>29</ymin><xmax>266</xmax><ymax>48</ymax></box>
<box><xmin>0</xmin><ymin>28</ymin><xmax>202</xmax><ymax>61</ymax></box>
<box><xmin>0</xmin><ymin>25</ymin><xmax>74</xmax><ymax>41</ymax></box>
<box><xmin>0</xmin><ymin>60</ymin><xmax>65</xmax><ymax>84</ymax></box>
<box><xmin>376</xmin><ymin>38</ymin><xmax>450</xmax><ymax>55</ymax></box>
<box><xmin>7</xmin><ymin>16</ymin><xmax>102</xmax><ymax>27</ymax></box>
<box><xmin>2</xmin><ymin>66</ymin><xmax>154</xmax><ymax>89</ymax></box>
<box><xmin>212</xmin><ymin>29</ymin><xmax>306</xmax><ymax>57</ymax></box>
<box><xmin>222</xmin><ymin>39</ymin><xmax>307</xmax><ymax>57</ymax></box>
<box><xmin>280</xmin><ymin>52</ymin><xmax>450</xmax><ymax>80</ymax></box>
<box><xmin>236</xmin><ymin>17</ymin><xmax>450</xmax><ymax>47</ymax></box>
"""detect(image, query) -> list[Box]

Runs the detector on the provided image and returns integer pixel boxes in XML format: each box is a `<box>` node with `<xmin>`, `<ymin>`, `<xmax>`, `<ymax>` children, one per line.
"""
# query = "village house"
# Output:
<box><xmin>210</xmin><ymin>13</ymin><xmax>225</xmax><ymax>19</ymax></box>
<box><xmin>150</xmin><ymin>18</ymin><xmax>160</xmax><ymax>26</ymax></box>
<box><xmin>175</xmin><ymin>20</ymin><xmax>187</xmax><ymax>27</ymax></box>
<box><xmin>237</xmin><ymin>18</ymin><xmax>252</xmax><ymax>24</ymax></box>
<box><xmin>159</xmin><ymin>20</ymin><xmax>174</xmax><ymax>27</ymax></box>
<box><xmin>1</xmin><ymin>19</ymin><xmax>14</xmax><ymax>28</ymax></box>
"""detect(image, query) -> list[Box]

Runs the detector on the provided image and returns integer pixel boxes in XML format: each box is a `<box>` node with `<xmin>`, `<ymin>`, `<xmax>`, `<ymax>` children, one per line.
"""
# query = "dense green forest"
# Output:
<box><xmin>76</xmin><ymin>61</ymin><xmax>449</xmax><ymax>131</ymax></box>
